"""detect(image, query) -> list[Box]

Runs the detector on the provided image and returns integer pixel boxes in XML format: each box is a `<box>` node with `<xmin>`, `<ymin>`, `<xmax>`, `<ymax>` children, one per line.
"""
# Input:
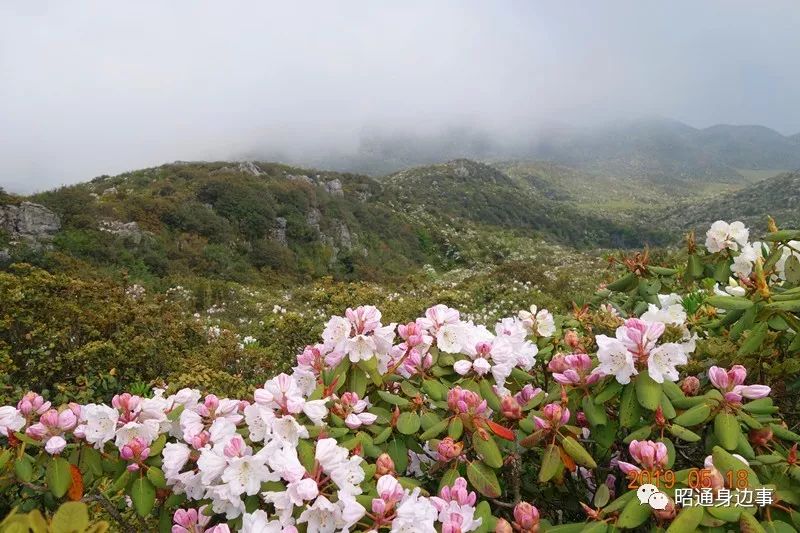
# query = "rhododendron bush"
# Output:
<box><xmin>1</xmin><ymin>221</ymin><xmax>800</xmax><ymax>532</ymax></box>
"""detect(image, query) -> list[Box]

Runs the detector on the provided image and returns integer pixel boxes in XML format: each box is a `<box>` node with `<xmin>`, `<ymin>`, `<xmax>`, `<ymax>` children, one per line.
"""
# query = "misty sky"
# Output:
<box><xmin>2</xmin><ymin>1</ymin><xmax>800</xmax><ymax>192</ymax></box>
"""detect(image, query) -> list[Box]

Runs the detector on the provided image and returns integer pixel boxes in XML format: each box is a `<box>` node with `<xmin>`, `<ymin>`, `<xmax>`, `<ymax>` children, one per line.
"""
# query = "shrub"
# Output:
<box><xmin>1</xmin><ymin>221</ymin><xmax>799</xmax><ymax>531</ymax></box>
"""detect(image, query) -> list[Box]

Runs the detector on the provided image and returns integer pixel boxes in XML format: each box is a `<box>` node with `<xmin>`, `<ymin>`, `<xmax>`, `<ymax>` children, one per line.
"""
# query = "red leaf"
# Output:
<box><xmin>485</xmin><ymin>419</ymin><xmax>515</xmax><ymax>441</ymax></box>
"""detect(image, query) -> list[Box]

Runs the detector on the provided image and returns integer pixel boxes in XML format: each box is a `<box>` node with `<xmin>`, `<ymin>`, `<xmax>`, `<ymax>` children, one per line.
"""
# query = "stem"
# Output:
<box><xmin>82</xmin><ymin>492</ymin><xmax>138</xmax><ymax>533</ymax></box>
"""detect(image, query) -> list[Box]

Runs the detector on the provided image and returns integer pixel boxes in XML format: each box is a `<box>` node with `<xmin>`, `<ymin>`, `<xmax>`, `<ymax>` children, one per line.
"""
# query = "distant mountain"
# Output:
<box><xmin>304</xmin><ymin>119</ymin><xmax>800</xmax><ymax>184</ymax></box>
<box><xmin>652</xmin><ymin>170</ymin><xmax>800</xmax><ymax>234</ymax></box>
<box><xmin>380</xmin><ymin>159</ymin><xmax>667</xmax><ymax>248</ymax></box>
<box><xmin>526</xmin><ymin>119</ymin><xmax>800</xmax><ymax>183</ymax></box>
<box><xmin>0</xmin><ymin>159</ymin><xmax>670</xmax><ymax>284</ymax></box>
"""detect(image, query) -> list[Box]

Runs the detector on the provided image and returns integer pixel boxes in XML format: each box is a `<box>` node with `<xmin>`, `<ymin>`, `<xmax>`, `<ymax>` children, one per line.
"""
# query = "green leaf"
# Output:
<box><xmin>606</xmin><ymin>272</ymin><xmax>638</xmax><ymax>292</ymax></box>
<box><xmin>14</xmin><ymin>457</ymin><xmax>33</xmax><ymax>482</ymax></box>
<box><xmin>479</xmin><ymin>379</ymin><xmax>501</xmax><ymax>411</ymax></box>
<box><xmin>386</xmin><ymin>437</ymin><xmax>408</xmax><ymax>474</ymax></box>
<box><xmin>665</xmin><ymin>505</ymin><xmax>703</xmax><ymax>533</ymax></box>
<box><xmin>473</xmin><ymin>431</ymin><xmax>503</xmax><ymax>469</ymax></box>
<box><xmin>668</xmin><ymin>424</ymin><xmax>701</xmax><ymax>442</ymax></box>
<box><xmin>616</xmin><ymin>494</ymin><xmax>651</xmax><ymax>528</ymax></box>
<box><xmin>770</xmin><ymin>424</ymin><xmax>800</xmax><ymax>442</ymax></box>
<box><xmin>419</xmin><ymin>417</ymin><xmax>450</xmax><ymax>441</ymax></box>
<box><xmin>619</xmin><ymin>383</ymin><xmax>641</xmax><ymax>428</ymax></box>
<box><xmin>372</xmin><ymin>426</ymin><xmax>392</xmax><ymax>445</ymax></box>
<box><xmin>635</xmin><ymin>372</ymin><xmax>662</xmax><ymax>411</ymax></box>
<box><xmin>785</xmin><ymin>255</ymin><xmax>800</xmax><ymax>284</ymax></box>
<box><xmin>448</xmin><ymin>417</ymin><xmax>464</xmax><ymax>440</ymax></box>
<box><xmin>539</xmin><ymin>443</ymin><xmax>562</xmax><ymax>482</ymax></box>
<box><xmin>713</xmin><ymin>260</ymin><xmax>731</xmax><ymax>283</ymax></box>
<box><xmin>687</xmin><ymin>254</ymin><xmax>704</xmax><ymax>279</ymax></box>
<box><xmin>623</xmin><ymin>424</ymin><xmax>653</xmax><ymax>444</ymax></box>
<box><xmin>738</xmin><ymin>321</ymin><xmax>768</xmax><ymax>356</ymax></box>
<box><xmin>706</xmin><ymin>295</ymin><xmax>753</xmax><ymax>310</ymax></box>
<box><xmin>377</xmin><ymin>390</ymin><xmax>409</xmax><ymax>407</ymax></box>
<box><xmin>712</xmin><ymin>446</ymin><xmax>760</xmax><ymax>489</ymax></box>
<box><xmin>466</xmin><ymin>461</ymin><xmax>501</xmax><ymax>498</ymax></box>
<box><xmin>739</xmin><ymin>512</ymin><xmax>767</xmax><ymax>533</ymax></box>
<box><xmin>473</xmin><ymin>500</ymin><xmax>494</xmax><ymax>533</ymax></box>
<box><xmin>438</xmin><ymin>467</ymin><xmax>461</xmax><ymax>493</ymax></box>
<box><xmin>593</xmin><ymin>483</ymin><xmax>610</xmax><ymax>508</ymax></box>
<box><xmin>422</xmin><ymin>379</ymin><xmax>447</xmax><ymax>401</ymax></box>
<box><xmin>146</xmin><ymin>466</ymin><xmax>167</xmax><ymax>489</ymax></box>
<box><xmin>715</xmin><ymin>412</ymin><xmax>741</xmax><ymax>450</ymax></box>
<box><xmin>399</xmin><ymin>380</ymin><xmax>419</xmax><ymax>398</ymax></box>
<box><xmin>673</xmin><ymin>402</ymin><xmax>711</xmax><ymax>426</ymax></box>
<box><xmin>763</xmin><ymin>229</ymin><xmax>800</xmax><ymax>241</ymax></box>
<box><xmin>594</xmin><ymin>381</ymin><xmax>623</xmax><ymax>404</ymax></box>
<box><xmin>130</xmin><ymin>476</ymin><xmax>156</xmax><ymax>517</ymax></box>
<box><xmin>582</xmin><ymin>396</ymin><xmax>607</xmax><ymax>426</ymax></box>
<box><xmin>358</xmin><ymin>358</ymin><xmax>383</xmax><ymax>386</ymax></box>
<box><xmin>561</xmin><ymin>436</ymin><xmax>597</xmax><ymax>468</ymax></box>
<box><xmin>297</xmin><ymin>439</ymin><xmax>316</xmax><ymax>472</ymax></box>
<box><xmin>350</xmin><ymin>366</ymin><xmax>368</xmax><ymax>398</ymax></box>
<box><xmin>396</xmin><ymin>412</ymin><xmax>421</xmax><ymax>435</ymax></box>
<box><xmin>51</xmin><ymin>502</ymin><xmax>89</xmax><ymax>533</ymax></box>
<box><xmin>46</xmin><ymin>457</ymin><xmax>72</xmax><ymax>498</ymax></box>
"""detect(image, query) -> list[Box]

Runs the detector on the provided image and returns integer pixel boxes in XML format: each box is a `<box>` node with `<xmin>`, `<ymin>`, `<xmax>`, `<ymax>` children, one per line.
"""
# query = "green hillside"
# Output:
<box><xmin>651</xmin><ymin>170</ymin><xmax>800</xmax><ymax>234</ymax></box>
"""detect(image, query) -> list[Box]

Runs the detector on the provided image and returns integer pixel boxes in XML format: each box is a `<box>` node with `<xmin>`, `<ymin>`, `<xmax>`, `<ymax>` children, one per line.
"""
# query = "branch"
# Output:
<box><xmin>82</xmin><ymin>492</ymin><xmax>138</xmax><ymax>533</ymax></box>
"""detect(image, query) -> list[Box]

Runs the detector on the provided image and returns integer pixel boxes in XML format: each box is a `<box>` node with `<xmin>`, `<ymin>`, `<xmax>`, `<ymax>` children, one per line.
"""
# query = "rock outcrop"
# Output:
<box><xmin>0</xmin><ymin>202</ymin><xmax>61</xmax><ymax>245</ymax></box>
<box><xmin>99</xmin><ymin>220</ymin><xmax>147</xmax><ymax>244</ymax></box>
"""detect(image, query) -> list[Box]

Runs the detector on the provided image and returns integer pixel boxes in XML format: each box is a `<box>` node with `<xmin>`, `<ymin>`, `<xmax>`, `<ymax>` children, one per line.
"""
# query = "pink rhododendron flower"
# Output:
<box><xmin>447</xmin><ymin>387</ymin><xmax>487</xmax><ymax>416</ymax></box>
<box><xmin>708</xmin><ymin>364</ymin><xmax>771</xmax><ymax>403</ymax></box>
<box><xmin>534</xmin><ymin>403</ymin><xmax>570</xmax><ymax>431</ymax></box>
<box><xmin>549</xmin><ymin>353</ymin><xmax>599</xmax><ymax>386</ymax></box>
<box><xmin>513</xmin><ymin>502</ymin><xmax>540</xmax><ymax>533</ymax></box>
<box><xmin>617</xmin><ymin>440</ymin><xmax>668</xmax><ymax>474</ymax></box>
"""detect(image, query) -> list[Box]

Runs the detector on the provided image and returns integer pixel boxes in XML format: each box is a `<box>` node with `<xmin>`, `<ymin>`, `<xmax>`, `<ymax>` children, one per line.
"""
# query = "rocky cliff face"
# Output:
<box><xmin>0</xmin><ymin>202</ymin><xmax>61</xmax><ymax>245</ymax></box>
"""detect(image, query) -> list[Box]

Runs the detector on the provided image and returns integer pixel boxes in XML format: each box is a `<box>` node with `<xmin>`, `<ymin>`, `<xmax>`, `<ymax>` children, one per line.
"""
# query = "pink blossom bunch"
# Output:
<box><xmin>534</xmin><ymin>403</ymin><xmax>570</xmax><ymax>431</ymax></box>
<box><xmin>617</xmin><ymin>440</ymin><xmax>669</xmax><ymax>474</ymax></box>
<box><xmin>431</xmin><ymin>477</ymin><xmax>482</xmax><ymax>533</ymax></box>
<box><xmin>335</xmin><ymin>392</ymin><xmax>378</xmax><ymax>429</ymax></box>
<box><xmin>120</xmin><ymin>436</ymin><xmax>150</xmax><ymax>471</ymax></box>
<box><xmin>708</xmin><ymin>364</ymin><xmax>771</xmax><ymax>403</ymax></box>
<box><xmin>447</xmin><ymin>387</ymin><xmax>488</xmax><ymax>416</ymax></box>
<box><xmin>17</xmin><ymin>392</ymin><xmax>51</xmax><ymax>419</ymax></box>
<box><xmin>514</xmin><ymin>384</ymin><xmax>543</xmax><ymax>406</ymax></box>
<box><xmin>548</xmin><ymin>353</ymin><xmax>599</xmax><ymax>386</ymax></box>
<box><xmin>25</xmin><ymin>405</ymin><xmax>79</xmax><ymax>454</ymax></box>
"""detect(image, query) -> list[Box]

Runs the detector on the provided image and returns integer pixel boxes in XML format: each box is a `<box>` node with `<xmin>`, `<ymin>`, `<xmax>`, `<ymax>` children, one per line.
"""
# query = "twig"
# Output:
<box><xmin>82</xmin><ymin>492</ymin><xmax>138</xmax><ymax>533</ymax></box>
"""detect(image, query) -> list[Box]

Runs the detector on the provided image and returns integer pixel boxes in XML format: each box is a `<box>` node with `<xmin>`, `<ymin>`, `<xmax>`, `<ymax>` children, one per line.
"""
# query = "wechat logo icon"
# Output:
<box><xmin>637</xmin><ymin>484</ymin><xmax>669</xmax><ymax>510</ymax></box>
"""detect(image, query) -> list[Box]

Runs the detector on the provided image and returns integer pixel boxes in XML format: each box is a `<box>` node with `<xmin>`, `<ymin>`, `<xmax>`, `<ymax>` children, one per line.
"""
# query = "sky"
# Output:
<box><xmin>2</xmin><ymin>1</ymin><xmax>799</xmax><ymax>192</ymax></box>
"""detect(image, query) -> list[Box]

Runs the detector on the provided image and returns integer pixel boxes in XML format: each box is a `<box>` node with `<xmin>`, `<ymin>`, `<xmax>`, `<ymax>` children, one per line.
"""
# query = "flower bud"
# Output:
<box><xmin>437</xmin><ymin>437</ymin><xmax>464</xmax><ymax>461</ymax></box>
<box><xmin>501</xmin><ymin>396</ymin><xmax>522</xmax><ymax>420</ymax></box>
<box><xmin>376</xmin><ymin>453</ymin><xmax>395</xmax><ymax>476</ymax></box>
<box><xmin>513</xmin><ymin>502</ymin><xmax>540</xmax><ymax>532</ymax></box>
<box><xmin>681</xmin><ymin>376</ymin><xmax>700</xmax><ymax>396</ymax></box>
<box><xmin>494</xmin><ymin>518</ymin><xmax>513</xmax><ymax>533</ymax></box>
<box><xmin>564</xmin><ymin>330</ymin><xmax>581</xmax><ymax>349</ymax></box>
<box><xmin>749</xmin><ymin>427</ymin><xmax>772</xmax><ymax>447</ymax></box>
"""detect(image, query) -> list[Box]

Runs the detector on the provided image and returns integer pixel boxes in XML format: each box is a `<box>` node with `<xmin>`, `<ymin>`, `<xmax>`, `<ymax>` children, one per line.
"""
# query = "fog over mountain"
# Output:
<box><xmin>2</xmin><ymin>1</ymin><xmax>800</xmax><ymax>192</ymax></box>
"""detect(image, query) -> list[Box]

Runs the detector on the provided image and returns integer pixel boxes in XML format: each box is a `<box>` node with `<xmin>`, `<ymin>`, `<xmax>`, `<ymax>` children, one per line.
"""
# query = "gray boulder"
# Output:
<box><xmin>0</xmin><ymin>202</ymin><xmax>61</xmax><ymax>245</ymax></box>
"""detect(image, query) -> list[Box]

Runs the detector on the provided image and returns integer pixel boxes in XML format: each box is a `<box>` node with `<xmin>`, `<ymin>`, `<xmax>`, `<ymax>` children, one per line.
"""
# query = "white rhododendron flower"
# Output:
<box><xmin>705</xmin><ymin>220</ymin><xmax>749</xmax><ymax>253</ymax></box>
<box><xmin>518</xmin><ymin>305</ymin><xmax>555</xmax><ymax>337</ymax></box>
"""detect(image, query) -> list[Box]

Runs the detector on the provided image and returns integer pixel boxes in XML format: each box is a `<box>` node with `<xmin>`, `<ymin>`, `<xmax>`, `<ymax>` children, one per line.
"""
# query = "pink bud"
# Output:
<box><xmin>513</xmin><ymin>502</ymin><xmax>540</xmax><ymax>531</ymax></box>
<box><xmin>437</xmin><ymin>437</ymin><xmax>464</xmax><ymax>461</ymax></box>
<box><xmin>376</xmin><ymin>453</ymin><xmax>395</xmax><ymax>476</ymax></box>
<box><xmin>40</xmin><ymin>409</ymin><xmax>59</xmax><ymax>428</ymax></box>
<box><xmin>173</xmin><ymin>508</ymin><xmax>199</xmax><ymax>529</ymax></box>
<box><xmin>501</xmin><ymin>396</ymin><xmax>522</xmax><ymax>420</ymax></box>
<box><xmin>371</xmin><ymin>497</ymin><xmax>387</xmax><ymax>515</ymax></box>
<box><xmin>494</xmin><ymin>518</ymin><xmax>513</xmax><ymax>533</ymax></box>
<box><xmin>223</xmin><ymin>436</ymin><xmax>245</xmax><ymax>458</ymax></box>
<box><xmin>681</xmin><ymin>376</ymin><xmax>700</xmax><ymax>396</ymax></box>
<box><xmin>708</xmin><ymin>366</ymin><xmax>729</xmax><ymax>390</ymax></box>
<box><xmin>728</xmin><ymin>365</ymin><xmax>747</xmax><ymax>386</ymax></box>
